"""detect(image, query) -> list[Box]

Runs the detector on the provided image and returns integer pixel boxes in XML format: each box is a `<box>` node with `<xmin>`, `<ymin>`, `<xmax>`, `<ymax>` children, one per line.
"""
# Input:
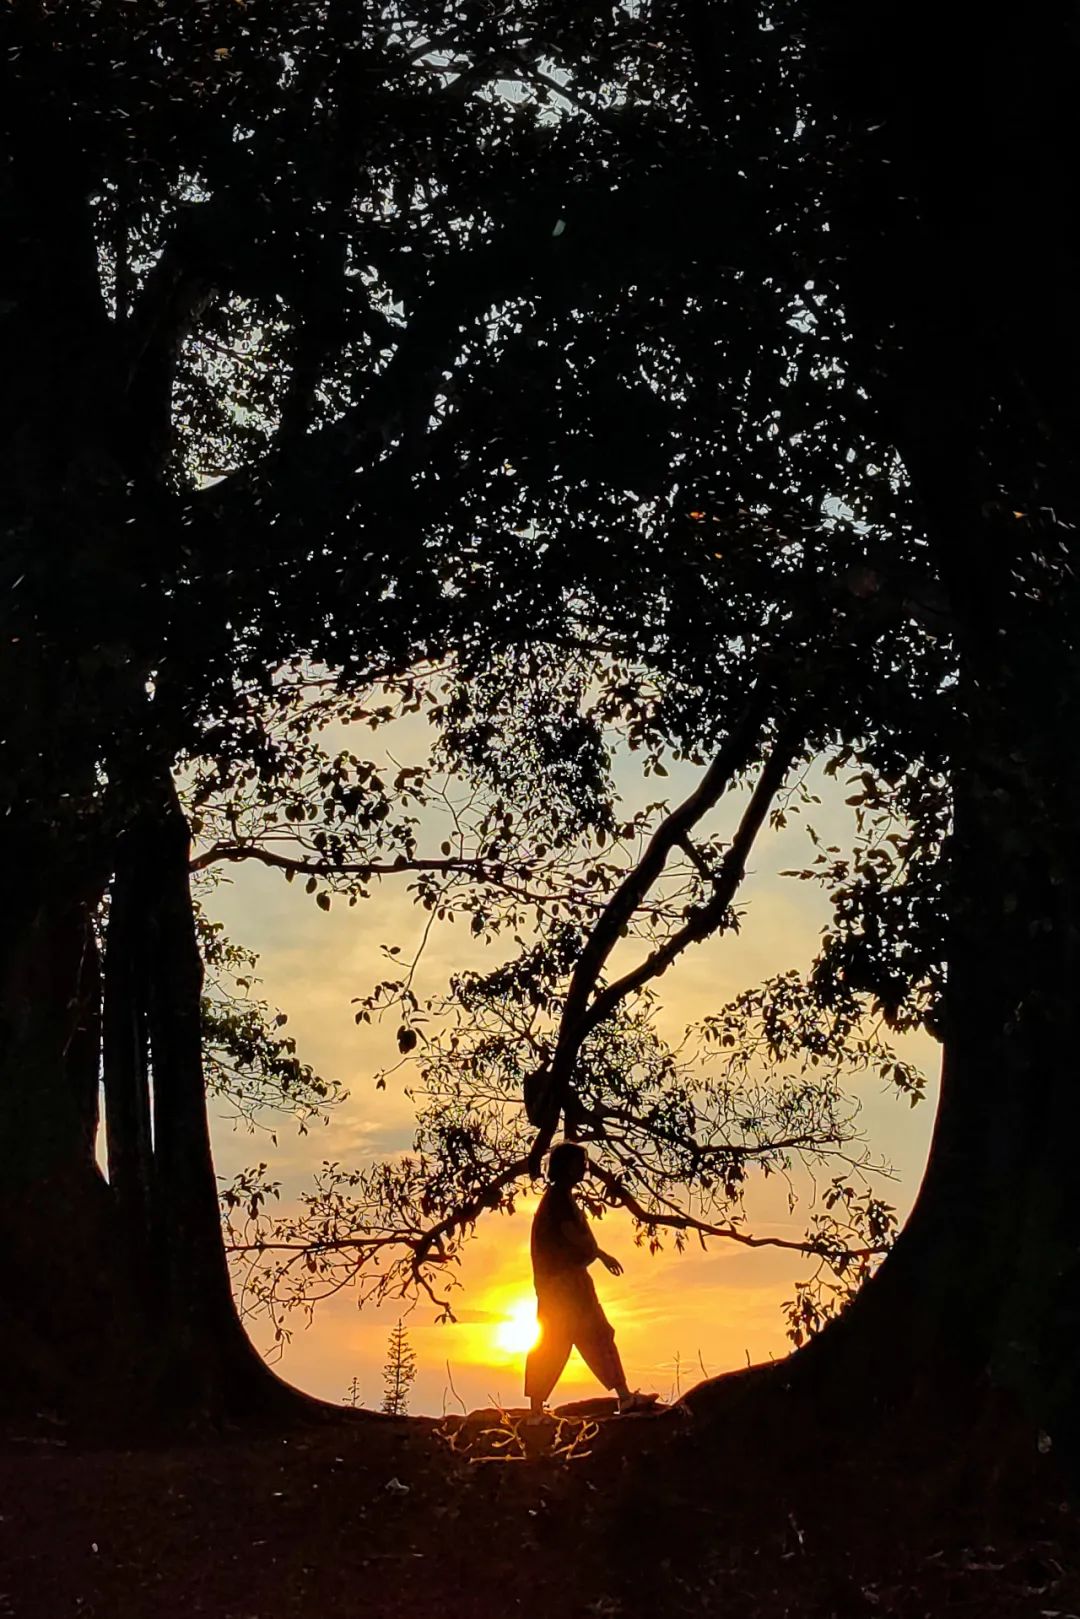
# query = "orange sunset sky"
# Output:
<box><xmin>203</xmin><ymin>731</ymin><xmax>938</xmax><ymax>1416</ymax></box>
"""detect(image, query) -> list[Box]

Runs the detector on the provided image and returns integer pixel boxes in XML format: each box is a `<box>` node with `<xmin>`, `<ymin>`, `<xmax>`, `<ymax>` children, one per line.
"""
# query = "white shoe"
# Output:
<box><xmin>618</xmin><ymin>1391</ymin><xmax>659</xmax><ymax>1415</ymax></box>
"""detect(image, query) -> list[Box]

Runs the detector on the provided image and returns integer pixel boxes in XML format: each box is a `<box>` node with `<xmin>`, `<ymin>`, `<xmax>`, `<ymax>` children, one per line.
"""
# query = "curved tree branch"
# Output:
<box><xmin>579</xmin><ymin>710</ymin><xmax>808</xmax><ymax>1042</ymax></box>
<box><xmin>588</xmin><ymin>1161</ymin><xmax>887</xmax><ymax>1260</ymax></box>
<box><xmin>191</xmin><ymin>843</ymin><xmax>519</xmax><ymax>879</ymax></box>
<box><xmin>526</xmin><ymin>687</ymin><xmax>811</xmax><ymax>1174</ymax></box>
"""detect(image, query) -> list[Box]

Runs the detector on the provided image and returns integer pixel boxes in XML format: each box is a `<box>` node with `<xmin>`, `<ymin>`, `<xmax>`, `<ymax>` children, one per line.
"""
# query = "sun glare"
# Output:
<box><xmin>494</xmin><ymin>1298</ymin><xmax>540</xmax><ymax>1355</ymax></box>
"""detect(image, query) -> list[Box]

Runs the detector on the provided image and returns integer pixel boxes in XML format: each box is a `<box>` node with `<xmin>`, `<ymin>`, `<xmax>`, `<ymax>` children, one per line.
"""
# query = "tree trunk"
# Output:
<box><xmin>741</xmin><ymin>0</ymin><xmax>1080</xmax><ymax>1454</ymax></box>
<box><xmin>762</xmin><ymin>667</ymin><xmax>1080</xmax><ymax>1479</ymax></box>
<box><xmin>0</xmin><ymin>864</ymin><xmax>127</xmax><ymax>1427</ymax></box>
<box><xmin>102</xmin><ymin>850</ymin><xmax>155</xmax><ymax>1286</ymax></box>
<box><xmin>133</xmin><ymin>774</ymin><xmax>308</xmax><ymax>1423</ymax></box>
<box><xmin>0</xmin><ymin>41</ymin><xmax>311</xmax><ymax>1432</ymax></box>
<box><xmin>0</xmin><ymin>790</ymin><xmax>312</xmax><ymax>1432</ymax></box>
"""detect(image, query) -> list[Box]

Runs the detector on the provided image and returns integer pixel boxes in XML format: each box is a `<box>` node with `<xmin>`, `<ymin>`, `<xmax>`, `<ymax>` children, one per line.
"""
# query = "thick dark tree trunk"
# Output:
<box><xmin>0</xmin><ymin>883</ymin><xmax>100</xmax><ymax>1187</ymax></box>
<box><xmin>0</xmin><ymin>31</ymin><xmax>325</xmax><ymax>1434</ymax></box>
<box><xmin>728</xmin><ymin>0</ymin><xmax>1080</xmax><ymax>1455</ymax></box>
<box><xmin>102</xmin><ymin>856</ymin><xmax>154</xmax><ymax>1261</ymax></box>
<box><xmin>0</xmin><ymin>791</ymin><xmax>314</xmax><ymax>1432</ymax></box>
<box><xmin>139</xmin><ymin>774</ymin><xmax>289</xmax><ymax>1419</ymax></box>
<box><xmin>66</xmin><ymin>920</ymin><xmax>103</xmax><ymax>1164</ymax></box>
<box><xmin>0</xmin><ymin>863</ymin><xmax>129</xmax><ymax>1426</ymax></box>
<box><xmin>745</xmin><ymin>651</ymin><xmax>1080</xmax><ymax>1481</ymax></box>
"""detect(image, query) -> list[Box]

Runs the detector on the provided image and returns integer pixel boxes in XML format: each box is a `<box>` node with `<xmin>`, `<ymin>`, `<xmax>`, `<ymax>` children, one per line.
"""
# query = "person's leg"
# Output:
<box><xmin>572</xmin><ymin>1276</ymin><xmax>657</xmax><ymax>1412</ymax></box>
<box><xmin>524</xmin><ymin>1306</ymin><xmax>572</xmax><ymax>1416</ymax></box>
<box><xmin>571</xmin><ymin>1277</ymin><xmax>630</xmax><ymax>1398</ymax></box>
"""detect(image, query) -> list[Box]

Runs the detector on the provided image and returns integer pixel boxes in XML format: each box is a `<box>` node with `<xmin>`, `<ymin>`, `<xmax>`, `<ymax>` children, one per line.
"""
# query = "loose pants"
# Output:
<box><xmin>524</xmin><ymin>1268</ymin><xmax>625</xmax><ymax>1403</ymax></box>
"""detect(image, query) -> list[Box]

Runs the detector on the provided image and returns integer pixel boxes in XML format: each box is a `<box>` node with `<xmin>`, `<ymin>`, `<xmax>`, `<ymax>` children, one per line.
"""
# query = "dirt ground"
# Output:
<box><xmin>2</xmin><ymin>1384</ymin><xmax>1079</xmax><ymax>1619</ymax></box>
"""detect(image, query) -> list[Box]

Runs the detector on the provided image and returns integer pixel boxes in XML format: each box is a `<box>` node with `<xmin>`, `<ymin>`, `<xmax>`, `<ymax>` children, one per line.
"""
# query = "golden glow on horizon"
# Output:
<box><xmin>493</xmin><ymin>1297</ymin><xmax>540</xmax><ymax>1355</ymax></box>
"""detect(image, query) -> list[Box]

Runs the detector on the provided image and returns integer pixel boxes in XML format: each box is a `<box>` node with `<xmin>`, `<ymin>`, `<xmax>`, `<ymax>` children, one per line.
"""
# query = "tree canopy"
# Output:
<box><xmin>3</xmin><ymin>0</ymin><xmax>1079</xmax><ymax>1443</ymax></box>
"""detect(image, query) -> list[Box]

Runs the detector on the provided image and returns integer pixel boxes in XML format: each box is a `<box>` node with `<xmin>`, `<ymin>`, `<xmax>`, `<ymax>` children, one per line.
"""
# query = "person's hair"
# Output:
<box><xmin>547</xmin><ymin>1141</ymin><xmax>587</xmax><ymax>1186</ymax></box>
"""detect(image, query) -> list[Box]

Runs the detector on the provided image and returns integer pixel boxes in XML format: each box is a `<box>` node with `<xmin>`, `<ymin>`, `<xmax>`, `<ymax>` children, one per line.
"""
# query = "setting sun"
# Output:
<box><xmin>494</xmin><ymin>1298</ymin><xmax>540</xmax><ymax>1355</ymax></box>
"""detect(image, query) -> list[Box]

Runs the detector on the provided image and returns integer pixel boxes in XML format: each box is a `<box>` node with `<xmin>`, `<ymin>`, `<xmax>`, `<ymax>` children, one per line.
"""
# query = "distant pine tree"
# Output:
<box><xmin>381</xmin><ymin>1320</ymin><xmax>417</xmax><ymax>1416</ymax></box>
<box><xmin>344</xmin><ymin>1375</ymin><xmax>362</xmax><ymax>1408</ymax></box>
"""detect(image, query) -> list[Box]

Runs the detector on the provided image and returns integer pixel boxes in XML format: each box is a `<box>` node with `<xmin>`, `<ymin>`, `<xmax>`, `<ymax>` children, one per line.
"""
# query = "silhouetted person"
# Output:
<box><xmin>525</xmin><ymin>1142</ymin><xmax>656</xmax><ymax>1418</ymax></box>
